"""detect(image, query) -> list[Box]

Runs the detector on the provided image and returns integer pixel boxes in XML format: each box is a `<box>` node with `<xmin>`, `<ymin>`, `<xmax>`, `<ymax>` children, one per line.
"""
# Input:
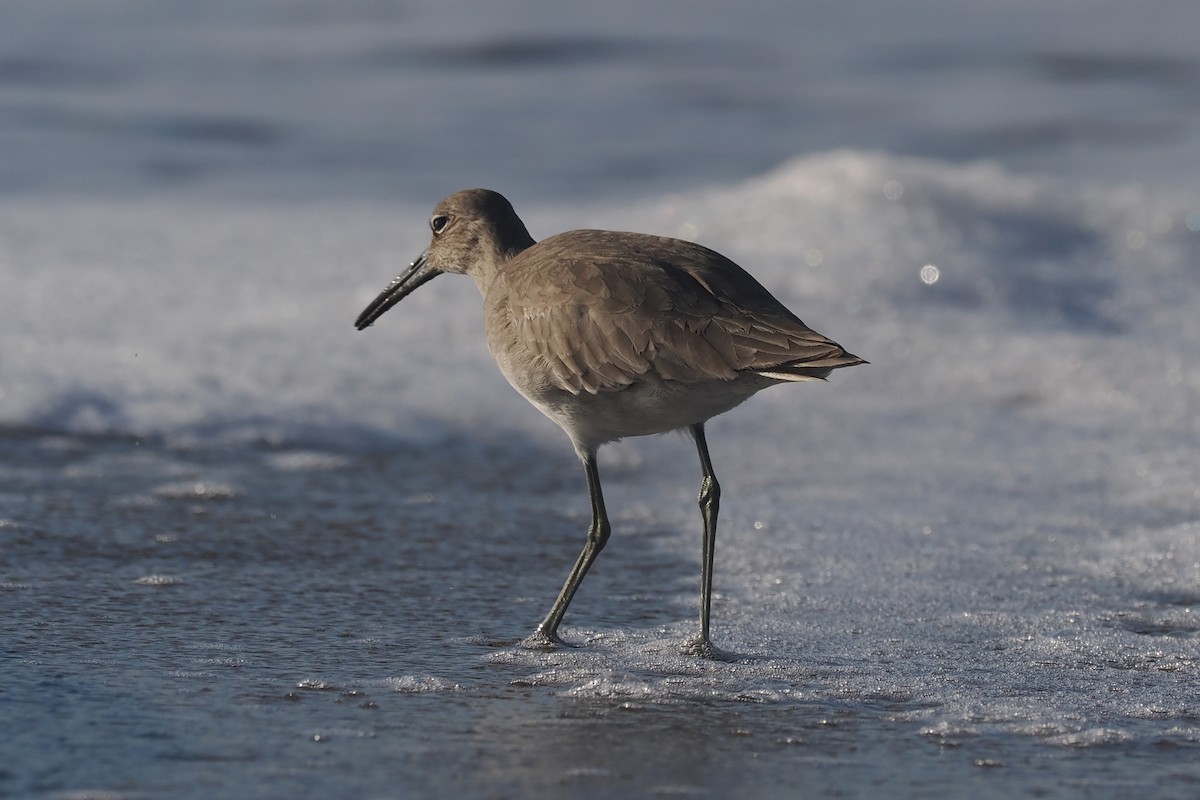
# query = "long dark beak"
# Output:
<box><xmin>354</xmin><ymin>251</ymin><xmax>441</xmax><ymax>330</ymax></box>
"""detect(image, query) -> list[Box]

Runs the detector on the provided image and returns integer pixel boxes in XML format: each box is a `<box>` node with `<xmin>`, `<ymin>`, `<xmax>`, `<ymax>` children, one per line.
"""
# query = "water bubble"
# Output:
<box><xmin>920</xmin><ymin>264</ymin><xmax>940</xmax><ymax>285</ymax></box>
<box><xmin>134</xmin><ymin>574</ymin><xmax>183</xmax><ymax>586</ymax></box>
<box><xmin>883</xmin><ymin>180</ymin><xmax>904</xmax><ymax>201</ymax></box>
<box><xmin>804</xmin><ymin>247</ymin><xmax>824</xmax><ymax>266</ymax></box>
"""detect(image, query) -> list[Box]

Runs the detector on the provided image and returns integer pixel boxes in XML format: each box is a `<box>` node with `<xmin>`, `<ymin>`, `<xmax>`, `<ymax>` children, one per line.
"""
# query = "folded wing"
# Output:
<box><xmin>507</xmin><ymin>231</ymin><xmax>863</xmax><ymax>396</ymax></box>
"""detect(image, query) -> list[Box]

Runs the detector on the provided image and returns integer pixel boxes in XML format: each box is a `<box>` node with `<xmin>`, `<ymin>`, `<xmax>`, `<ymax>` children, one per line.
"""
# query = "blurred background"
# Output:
<box><xmin>4</xmin><ymin>0</ymin><xmax>1200</xmax><ymax>204</ymax></box>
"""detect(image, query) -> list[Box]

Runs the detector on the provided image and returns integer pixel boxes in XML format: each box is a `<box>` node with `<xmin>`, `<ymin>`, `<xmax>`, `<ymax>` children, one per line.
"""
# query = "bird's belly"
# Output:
<box><xmin>486</xmin><ymin>321</ymin><xmax>777</xmax><ymax>451</ymax></box>
<box><xmin>520</xmin><ymin>373</ymin><xmax>771</xmax><ymax>451</ymax></box>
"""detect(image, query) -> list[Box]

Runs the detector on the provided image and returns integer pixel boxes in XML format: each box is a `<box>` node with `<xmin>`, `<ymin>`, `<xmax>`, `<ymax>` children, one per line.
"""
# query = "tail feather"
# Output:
<box><xmin>752</xmin><ymin>350</ymin><xmax>867</xmax><ymax>382</ymax></box>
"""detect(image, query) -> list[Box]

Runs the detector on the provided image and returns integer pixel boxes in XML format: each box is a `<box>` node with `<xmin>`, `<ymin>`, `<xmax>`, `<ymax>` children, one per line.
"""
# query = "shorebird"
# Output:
<box><xmin>356</xmin><ymin>189</ymin><xmax>863</xmax><ymax>657</ymax></box>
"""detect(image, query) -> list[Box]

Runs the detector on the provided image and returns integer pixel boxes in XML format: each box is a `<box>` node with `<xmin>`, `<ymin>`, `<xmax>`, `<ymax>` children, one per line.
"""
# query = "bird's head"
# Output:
<box><xmin>355</xmin><ymin>188</ymin><xmax>535</xmax><ymax>330</ymax></box>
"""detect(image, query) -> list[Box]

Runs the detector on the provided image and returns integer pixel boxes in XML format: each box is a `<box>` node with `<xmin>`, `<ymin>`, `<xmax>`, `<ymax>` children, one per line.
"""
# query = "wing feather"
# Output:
<box><xmin>503</xmin><ymin>230</ymin><xmax>862</xmax><ymax>395</ymax></box>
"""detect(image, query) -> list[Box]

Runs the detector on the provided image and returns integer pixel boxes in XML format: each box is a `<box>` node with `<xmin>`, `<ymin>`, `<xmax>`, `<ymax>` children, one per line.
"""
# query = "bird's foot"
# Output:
<box><xmin>679</xmin><ymin>635</ymin><xmax>737</xmax><ymax>662</ymax></box>
<box><xmin>520</xmin><ymin>629</ymin><xmax>578</xmax><ymax>651</ymax></box>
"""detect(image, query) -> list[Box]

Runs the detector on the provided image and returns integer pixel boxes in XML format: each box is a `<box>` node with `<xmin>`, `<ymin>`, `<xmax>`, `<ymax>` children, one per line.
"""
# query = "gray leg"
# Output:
<box><xmin>534</xmin><ymin>450</ymin><xmax>610</xmax><ymax>645</ymax></box>
<box><xmin>683</xmin><ymin>423</ymin><xmax>725</xmax><ymax>658</ymax></box>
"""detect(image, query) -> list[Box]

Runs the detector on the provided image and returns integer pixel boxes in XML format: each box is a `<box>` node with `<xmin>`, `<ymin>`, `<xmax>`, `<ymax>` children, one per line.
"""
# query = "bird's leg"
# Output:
<box><xmin>682</xmin><ymin>423</ymin><xmax>727</xmax><ymax>659</ymax></box>
<box><xmin>530</xmin><ymin>450</ymin><xmax>610</xmax><ymax>647</ymax></box>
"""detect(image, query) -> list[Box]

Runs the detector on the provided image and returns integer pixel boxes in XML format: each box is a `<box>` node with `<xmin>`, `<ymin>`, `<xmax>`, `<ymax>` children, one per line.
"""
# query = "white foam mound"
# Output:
<box><xmin>2</xmin><ymin>150</ymin><xmax>1195</xmax><ymax>447</ymax></box>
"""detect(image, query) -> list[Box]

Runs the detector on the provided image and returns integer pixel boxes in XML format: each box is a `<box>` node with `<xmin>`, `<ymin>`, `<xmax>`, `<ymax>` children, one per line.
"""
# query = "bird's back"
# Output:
<box><xmin>487</xmin><ymin>229</ymin><xmax>863</xmax><ymax>399</ymax></box>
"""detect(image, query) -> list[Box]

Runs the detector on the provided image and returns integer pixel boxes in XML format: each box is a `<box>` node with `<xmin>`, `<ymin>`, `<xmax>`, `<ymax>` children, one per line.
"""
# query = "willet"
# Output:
<box><xmin>356</xmin><ymin>189</ymin><xmax>863</xmax><ymax>657</ymax></box>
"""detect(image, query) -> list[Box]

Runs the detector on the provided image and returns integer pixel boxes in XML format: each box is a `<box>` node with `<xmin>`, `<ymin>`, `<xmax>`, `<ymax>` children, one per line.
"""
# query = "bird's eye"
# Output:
<box><xmin>430</xmin><ymin>214</ymin><xmax>451</xmax><ymax>235</ymax></box>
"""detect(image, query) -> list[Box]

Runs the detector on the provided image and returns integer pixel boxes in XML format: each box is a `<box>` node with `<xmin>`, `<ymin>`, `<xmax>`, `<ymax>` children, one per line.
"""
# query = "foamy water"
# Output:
<box><xmin>5</xmin><ymin>151</ymin><xmax>1200</xmax><ymax>797</ymax></box>
<box><xmin>4</xmin><ymin>0</ymin><xmax>1200</xmax><ymax>796</ymax></box>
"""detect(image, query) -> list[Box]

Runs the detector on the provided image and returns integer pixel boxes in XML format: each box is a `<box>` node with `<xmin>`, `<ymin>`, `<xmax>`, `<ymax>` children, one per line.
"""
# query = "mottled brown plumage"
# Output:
<box><xmin>356</xmin><ymin>188</ymin><xmax>863</xmax><ymax>657</ymax></box>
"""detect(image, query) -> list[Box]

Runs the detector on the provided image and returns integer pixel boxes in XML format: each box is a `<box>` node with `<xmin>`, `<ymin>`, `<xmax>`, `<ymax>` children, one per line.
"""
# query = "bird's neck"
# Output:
<box><xmin>468</xmin><ymin>237</ymin><xmax>535</xmax><ymax>298</ymax></box>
